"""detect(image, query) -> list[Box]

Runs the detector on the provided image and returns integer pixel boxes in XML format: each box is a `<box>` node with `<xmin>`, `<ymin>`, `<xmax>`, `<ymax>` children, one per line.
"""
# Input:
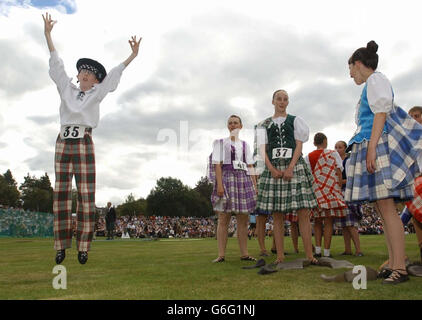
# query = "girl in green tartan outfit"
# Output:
<box><xmin>254</xmin><ymin>90</ymin><xmax>318</xmax><ymax>264</ymax></box>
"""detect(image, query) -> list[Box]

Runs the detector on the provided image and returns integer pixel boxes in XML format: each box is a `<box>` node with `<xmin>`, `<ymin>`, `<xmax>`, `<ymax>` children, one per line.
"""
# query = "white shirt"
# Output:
<box><xmin>354</xmin><ymin>72</ymin><xmax>394</xmax><ymax>125</ymax></box>
<box><xmin>211</xmin><ymin>137</ymin><xmax>254</xmax><ymax>165</ymax></box>
<box><xmin>49</xmin><ymin>51</ymin><xmax>126</xmax><ymax>129</ymax></box>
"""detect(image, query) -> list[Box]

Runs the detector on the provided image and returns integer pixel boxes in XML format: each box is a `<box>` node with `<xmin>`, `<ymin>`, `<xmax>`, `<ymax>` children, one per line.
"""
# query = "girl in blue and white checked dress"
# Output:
<box><xmin>347</xmin><ymin>41</ymin><xmax>422</xmax><ymax>284</ymax></box>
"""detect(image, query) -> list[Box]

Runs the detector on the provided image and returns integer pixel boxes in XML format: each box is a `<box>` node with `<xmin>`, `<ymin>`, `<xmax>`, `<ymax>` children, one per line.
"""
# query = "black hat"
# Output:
<box><xmin>76</xmin><ymin>58</ymin><xmax>107</xmax><ymax>83</ymax></box>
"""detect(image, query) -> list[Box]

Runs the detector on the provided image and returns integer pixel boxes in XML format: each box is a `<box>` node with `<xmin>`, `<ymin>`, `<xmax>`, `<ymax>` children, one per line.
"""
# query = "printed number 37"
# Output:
<box><xmin>276</xmin><ymin>148</ymin><xmax>288</xmax><ymax>157</ymax></box>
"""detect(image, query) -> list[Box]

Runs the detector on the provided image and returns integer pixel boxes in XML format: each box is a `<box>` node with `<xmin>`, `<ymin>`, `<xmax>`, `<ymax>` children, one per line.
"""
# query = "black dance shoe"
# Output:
<box><xmin>78</xmin><ymin>251</ymin><xmax>88</xmax><ymax>265</ymax></box>
<box><xmin>55</xmin><ymin>250</ymin><xmax>66</xmax><ymax>264</ymax></box>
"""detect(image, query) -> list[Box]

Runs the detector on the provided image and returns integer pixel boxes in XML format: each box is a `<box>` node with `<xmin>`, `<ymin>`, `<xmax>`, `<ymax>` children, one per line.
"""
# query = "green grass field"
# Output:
<box><xmin>0</xmin><ymin>234</ymin><xmax>421</xmax><ymax>300</ymax></box>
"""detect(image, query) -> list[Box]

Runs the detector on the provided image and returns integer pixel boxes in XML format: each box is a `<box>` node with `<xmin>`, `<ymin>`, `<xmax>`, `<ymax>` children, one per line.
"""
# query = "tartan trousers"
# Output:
<box><xmin>53</xmin><ymin>130</ymin><xmax>96</xmax><ymax>252</ymax></box>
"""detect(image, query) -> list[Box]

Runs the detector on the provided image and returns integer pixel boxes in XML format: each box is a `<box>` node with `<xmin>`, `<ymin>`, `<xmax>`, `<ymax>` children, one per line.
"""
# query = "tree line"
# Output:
<box><xmin>115</xmin><ymin>176</ymin><xmax>213</xmax><ymax>217</ymax></box>
<box><xmin>0</xmin><ymin>170</ymin><xmax>214</xmax><ymax>217</ymax></box>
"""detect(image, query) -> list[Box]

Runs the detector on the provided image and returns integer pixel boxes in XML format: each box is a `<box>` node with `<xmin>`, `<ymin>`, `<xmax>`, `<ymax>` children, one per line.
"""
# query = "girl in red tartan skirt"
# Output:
<box><xmin>43</xmin><ymin>13</ymin><xmax>141</xmax><ymax>264</ymax></box>
<box><xmin>305</xmin><ymin>133</ymin><xmax>347</xmax><ymax>258</ymax></box>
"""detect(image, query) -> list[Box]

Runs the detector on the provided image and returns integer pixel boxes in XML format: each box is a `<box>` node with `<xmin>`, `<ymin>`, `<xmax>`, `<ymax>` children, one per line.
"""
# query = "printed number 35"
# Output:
<box><xmin>63</xmin><ymin>126</ymin><xmax>80</xmax><ymax>138</ymax></box>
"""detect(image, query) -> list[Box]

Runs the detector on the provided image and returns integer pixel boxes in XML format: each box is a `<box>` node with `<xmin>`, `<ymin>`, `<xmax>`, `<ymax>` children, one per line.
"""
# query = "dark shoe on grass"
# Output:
<box><xmin>55</xmin><ymin>250</ymin><xmax>65</xmax><ymax>264</ymax></box>
<box><xmin>78</xmin><ymin>251</ymin><xmax>88</xmax><ymax>265</ymax></box>
<box><xmin>242</xmin><ymin>259</ymin><xmax>266</xmax><ymax>269</ymax></box>
<box><xmin>377</xmin><ymin>268</ymin><xmax>392</xmax><ymax>279</ymax></box>
<box><xmin>382</xmin><ymin>269</ymin><xmax>409</xmax><ymax>285</ymax></box>
<box><xmin>240</xmin><ymin>256</ymin><xmax>257</xmax><ymax>262</ymax></box>
<box><xmin>212</xmin><ymin>256</ymin><xmax>225</xmax><ymax>263</ymax></box>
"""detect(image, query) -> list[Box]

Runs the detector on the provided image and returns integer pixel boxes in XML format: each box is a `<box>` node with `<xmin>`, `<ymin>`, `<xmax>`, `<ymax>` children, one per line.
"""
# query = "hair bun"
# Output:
<box><xmin>366</xmin><ymin>40</ymin><xmax>378</xmax><ymax>53</ymax></box>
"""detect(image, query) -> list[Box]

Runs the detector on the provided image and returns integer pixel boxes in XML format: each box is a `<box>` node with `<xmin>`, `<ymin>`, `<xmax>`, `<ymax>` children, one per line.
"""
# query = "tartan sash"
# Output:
<box><xmin>312</xmin><ymin>150</ymin><xmax>347</xmax><ymax>210</ymax></box>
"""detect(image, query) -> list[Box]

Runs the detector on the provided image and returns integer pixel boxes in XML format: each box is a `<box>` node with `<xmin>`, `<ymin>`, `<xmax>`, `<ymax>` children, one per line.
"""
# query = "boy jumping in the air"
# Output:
<box><xmin>42</xmin><ymin>12</ymin><xmax>141</xmax><ymax>265</ymax></box>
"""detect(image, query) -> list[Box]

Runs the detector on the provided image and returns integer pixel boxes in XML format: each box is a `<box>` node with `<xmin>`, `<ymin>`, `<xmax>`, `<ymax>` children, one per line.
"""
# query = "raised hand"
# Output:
<box><xmin>42</xmin><ymin>12</ymin><xmax>57</xmax><ymax>35</ymax></box>
<box><xmin>123</xmin><ymin>35</ymin><xmax>142</xmax><ymax>67</ymax></box>
<box><xmin>128</xmin><ymin>35</ymin><xmax>142</xmax><ymax>56</ymax></box>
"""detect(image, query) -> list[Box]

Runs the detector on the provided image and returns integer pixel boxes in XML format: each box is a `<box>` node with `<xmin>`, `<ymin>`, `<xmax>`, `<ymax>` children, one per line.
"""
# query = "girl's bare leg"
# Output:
<box><xmin>256</xmin><ymin>215</ymin><xmax>268</xmax><ymax>254</ymax></box>
<box><xmin>273</xmin><ymin>213</ymin><xmax>285</xmax><ymax>262</ymax></box>
<box><xmin>297</xmin><ymin>209</ymin><xmax>314</xmax><ymax>260</ymax></box>
<box><xmin>216</xmin><ymin>212</ymin><xmax>231</xmax><ymax>258</ymax></box>
<box><xmin>291</xmin><ymin>222</ymin><xmax>299</xmax><ymax>253</ymax></box>
<box><xmin>376</xmin><ymin>199</ymin><xmax>406</xmax><ymax>272</ymax></box>
<box><xmin>236</xmin><ymin>214</ymin><xmax>249</xmax><ymax>257</ymax></box>
<box><xmin>342</xmin><ymin>227</ymin><xmax>352</xmax><ymax>254</ymax></box>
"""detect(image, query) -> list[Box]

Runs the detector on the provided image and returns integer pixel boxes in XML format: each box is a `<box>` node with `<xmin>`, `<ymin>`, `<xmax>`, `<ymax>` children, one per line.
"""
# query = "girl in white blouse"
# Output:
<box><xmin>346</xmin><ymin>40</ymin><xmax>422</xmax><ymax>284</ymax></box>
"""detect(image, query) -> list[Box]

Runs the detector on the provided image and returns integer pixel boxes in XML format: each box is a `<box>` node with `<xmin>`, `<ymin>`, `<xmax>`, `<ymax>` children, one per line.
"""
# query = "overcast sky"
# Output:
<box><xmin>1</xmin><ymin>0</ymin><xmax>422</xmax><ymax>206</ymax></box>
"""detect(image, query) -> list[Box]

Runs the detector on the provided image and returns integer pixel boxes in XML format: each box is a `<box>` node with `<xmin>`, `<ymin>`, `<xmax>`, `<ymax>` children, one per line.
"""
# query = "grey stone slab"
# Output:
<box><xmin>317</xmin><ymin>257</ymin><xmax>355</xmax><ymax>269</ymax></box>
<box><xmin>320</xmin><ymin>266</ymin><xmax>378</xmax><ymax>282</ymax></box>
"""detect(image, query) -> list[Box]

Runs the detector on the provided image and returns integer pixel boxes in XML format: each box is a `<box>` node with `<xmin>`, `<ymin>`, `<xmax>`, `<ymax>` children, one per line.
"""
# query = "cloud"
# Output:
<box><xmin>97</xmin><ymin>152</ymin><xmax>150</xmax><ymax>190</ymax></box>
<box><xmin>22</xmin><ymin>136</ymin><xmax>54</xmax><ymax>172</ymax></box>
<box><xmin>96</xmin><ymin>10</ymin><xmax>358</xmax><ymax>151</ymax></box>
<box><xmin>3</xmin><ymin>2</ymin><xmax>422</xmax><ymax>205</ymax></box>
<box><xmin>391</xmin><ymin>63</ymin><xmax>422</xmax><ymax>110</ymax></box>
<box><xmin>0</xmin><ymin>39</ymin><xmax>50</xmax><ymax>98</ymax></box>
<box><xmin>27</xmin><ymin>115</ymin><xmax>58</xmax><ymax>125</ymax></box>
<box><xmin>24</xmin><ymin>150</ymin><xmax>54</xmax><ymax>172</ymax></box>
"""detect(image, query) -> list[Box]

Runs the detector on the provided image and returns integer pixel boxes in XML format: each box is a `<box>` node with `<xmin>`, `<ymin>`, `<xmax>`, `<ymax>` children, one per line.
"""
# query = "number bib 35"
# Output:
<box><xmin>60</xmin><ymin>125</ymin><xmax>87</xmax><ymax>139</ymax></box>
<box><xmin>232</xmin><ymin>160</ymin><xmax>248</xmax><ymax>171</ymax></box>
<box><xmin>272</xmin><ymin>147</ymin><xmax>292</xmax><ymax>159</ymax></box>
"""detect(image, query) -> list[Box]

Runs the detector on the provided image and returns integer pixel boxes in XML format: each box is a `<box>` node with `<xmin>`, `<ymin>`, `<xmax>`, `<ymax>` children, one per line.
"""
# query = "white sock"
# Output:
<box><xmin>324</xmin><ymin>249</ymin><xmax>330</xmax><ymax>257</ymax></box>
<box><xmin>315</xmin><ymin>246</ymin><xmax>321</xmax><ymax>254</ymax></box>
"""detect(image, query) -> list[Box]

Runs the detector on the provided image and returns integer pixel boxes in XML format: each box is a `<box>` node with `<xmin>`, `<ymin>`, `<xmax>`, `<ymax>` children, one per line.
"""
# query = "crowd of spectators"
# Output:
<box><xmin>356</xmin><ymin>204</ymin><xmax>415</xmax><ymax>235</ymax></box>
<box><xmin>95</xmin><ymin>215</ymin><xmax>220</xmax><ymax>239</ymax></box>
<box><xmin>0</xmin><ymin>206</ymin><xmax>53</xmax><ymax>237</ymax></box>
<box><xmin>0</xmin><ymin>204</ymin><xmax>417</xmax><ymax>239</ymax></box>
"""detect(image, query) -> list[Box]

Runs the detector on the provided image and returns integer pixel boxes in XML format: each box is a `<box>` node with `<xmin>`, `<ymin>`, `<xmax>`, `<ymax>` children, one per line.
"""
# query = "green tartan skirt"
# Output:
<box><xmin>256</xmin><ymin>157</ymin><xmax>317</xmax><ymax>214</ymax></box>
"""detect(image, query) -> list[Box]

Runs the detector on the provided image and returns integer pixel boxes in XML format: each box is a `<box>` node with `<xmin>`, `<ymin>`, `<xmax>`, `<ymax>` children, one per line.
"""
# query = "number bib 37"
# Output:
<box><xmin>272</xmin><ymin>147</ymin><xmax>292</xmax><ymax>159</ymax></box>
<box><xmin>232</xmin><ymin>160</ymin><xmax>248</xmax><ymax>171</ymax></box>
<box><xmin>60</xmin><ymin>125</ymin><xmax>87</xmax><ymax>139</ymax></box>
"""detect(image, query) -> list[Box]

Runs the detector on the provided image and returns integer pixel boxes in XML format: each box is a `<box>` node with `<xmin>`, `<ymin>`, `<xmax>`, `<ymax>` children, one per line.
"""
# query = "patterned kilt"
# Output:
<box><xmin>211</xmin><ymin>169</ymin><xmax>256</xmax><ymax>214</ymax></box>
<box><xmin>311</xmin><ymin>150</ymin><xmax>346</xmax><ymax>218</ymax></box>
<box><xmin>345</xmin><ymin>106</ymin><xmax>422</xmax><ymax>204</ymax></box>
<box><xmin>406</xmin><ymin>176</ymin><xmax>422</xmax><ymax>223</ymax></box>
<box><xmin>335</xmin><ymin>203</ymin><xmax>362</xmax><ymax>228</ymax></box>
<box><xmin>256</xmin><ymin>157</ymin><xmax>317</xmax><ymax>214</ymax></box>
<box><xmin>53</xmin><ymin>130</ymin><xmax>96</xmax><ymax>252</ymax></box>
<box><xmin>345</xmin><ymin>134</ymin><xmax>415</xmax><ymax>204</ymax></box>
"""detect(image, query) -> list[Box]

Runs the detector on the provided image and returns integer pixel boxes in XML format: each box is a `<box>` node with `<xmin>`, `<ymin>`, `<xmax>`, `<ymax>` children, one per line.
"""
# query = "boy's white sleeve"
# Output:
<box><xmin>49</xmin><ymin>51</ymin><xmax>71</xmax><ymax>94</ymax></box>
<box><xmin>96</xmin><ymin>63</ymin><xmax>126</xmax><ymax>101</ymax></box>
